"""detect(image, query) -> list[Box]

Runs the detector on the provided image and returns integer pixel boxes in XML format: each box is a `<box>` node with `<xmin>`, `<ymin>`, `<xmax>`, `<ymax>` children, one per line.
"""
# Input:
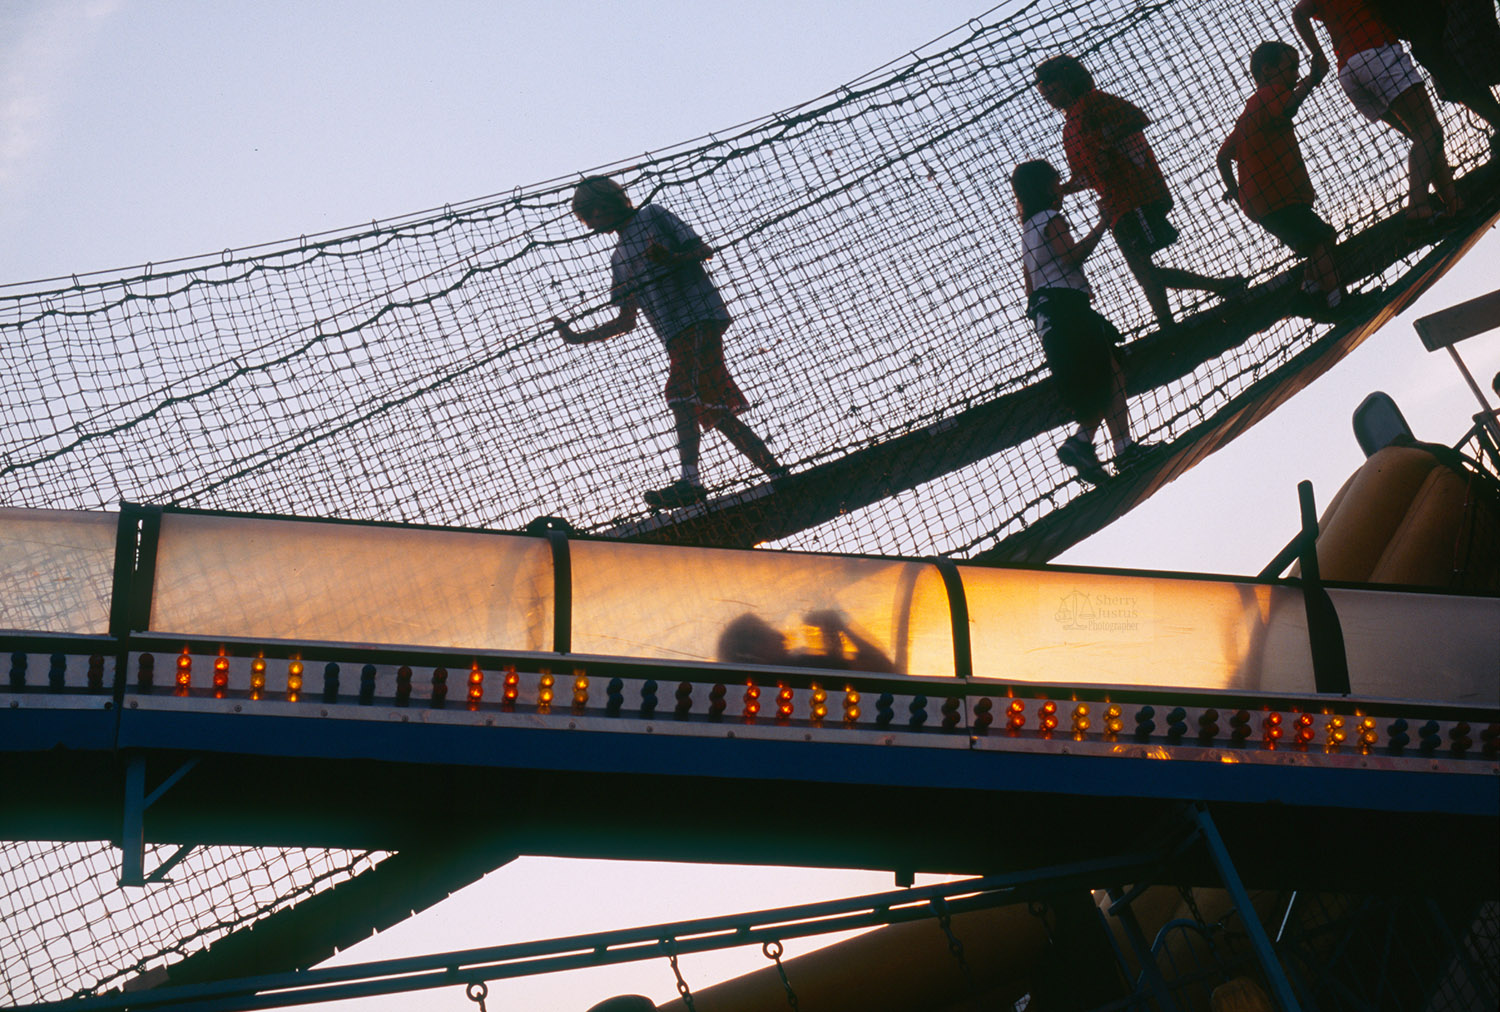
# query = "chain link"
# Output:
<box><xmin>933</xmin><ymin>899</ymin><xmax>983</xmax><ymax>1012</ymax></box>
<box><xmin>1179</xmin><ymin>885</ymin><xmax>1206</xmax><ymax>927</ymax></box>
<box><xmin>762</xmin><ymin>940</ymin><xmax>801</xmax><ymax>1011</ymax></box>
<box><xmin>464</xmin><ymin>981</ymin><xmax>489</xmax><ymax>1012</ymax></box>
<box><xmin>1026</xmin><ymin>900</ymin><xmax>1056</xmax><ymax>945</ymax></box>
<box><xmin>664</xmin><ymin>940</ymin><xmax>698</xmax><ymax>1012</ymax></box>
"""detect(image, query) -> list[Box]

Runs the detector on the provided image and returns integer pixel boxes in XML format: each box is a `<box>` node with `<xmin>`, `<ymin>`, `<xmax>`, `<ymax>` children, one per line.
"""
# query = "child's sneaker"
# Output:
<box><xmin>1057</xmin><ymin>435</ymin><xmax>1109</xmax><ymax>485</ymax></box>
<box><xmin>1114</xmin><ymin>441</ymin><xmax>1159</xmax><ymax>470</ymax></box>
<box><xmin>644</xmin><ymin>479</ymin><xmax>707</xmax><ymax>509</ymax></box>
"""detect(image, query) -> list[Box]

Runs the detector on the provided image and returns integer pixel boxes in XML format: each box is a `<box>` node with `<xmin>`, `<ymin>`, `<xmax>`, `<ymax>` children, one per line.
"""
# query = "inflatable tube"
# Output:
<box><xmin>1307</xmin><ymin>444</ymin><xmax>1499</xmax><ymax>590</ymax></box>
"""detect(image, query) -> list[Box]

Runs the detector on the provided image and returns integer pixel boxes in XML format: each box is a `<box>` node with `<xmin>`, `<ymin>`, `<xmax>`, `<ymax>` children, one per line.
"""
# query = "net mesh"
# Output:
<box><xmin>1</xmin><ymin>0</ymin><xmax>1497</xmax><ymax>1002</ymax></box>
<box><xmin>0</xmin><ymin>841</ymin><xmax>386</xmax><ymax>1005</ymax></box>
<box><xmin>0</xmin><ymin>0</ymin><xmax>1493</xmax><ymax>557</ymax></box>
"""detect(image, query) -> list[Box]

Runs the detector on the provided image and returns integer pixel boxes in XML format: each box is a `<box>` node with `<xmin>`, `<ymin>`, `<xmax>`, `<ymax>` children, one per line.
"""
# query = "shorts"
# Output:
<box><xmin>1256</xmin><ymin>205</ymin><xmax>1336</xmax><ymax>256</ymax></box>
<box><xmin>664</xmin><ymin>319</ymin><xmax>748</xmax><ymax>431</ymax></box>
<box><xmin>1339</xmin><ymin>44</ymin><xmax>1424</xmax><ymax>121</ymax></box>
<box><xmin>1112</xmin><ymin>200</ymin><xmax>1179</xmax><ymax>257</ymax></box>
<box><xmin>1030</xmin><ymin>288</ymin><xmax>1122</xmax><ymax>422</ymax></box>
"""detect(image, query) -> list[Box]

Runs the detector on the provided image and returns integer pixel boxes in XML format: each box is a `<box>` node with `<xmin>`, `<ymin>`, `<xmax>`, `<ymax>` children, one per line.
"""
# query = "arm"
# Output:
<box><xmin>1217</xmin><ymin>137</ymin><xmax>1239</xmax><ymax>203</ymax></box>
<box><xmin>1043</xmin><ymin>209</ymin><xmax>1107</xmax><ymax>272</ymax></box>
<box><xmin>643</xmin><ymin>205</ymin><xmax>716</xmax><ymax>269</ymax></box>
<box><xmin>551</xmin><ymin>300</ymin><xmax>638</xmax><ymax>345</ymax></box>
<box><xmin>803</xmin><ymin>610</ymin><xmax>895</xmax><ymax>673</ymax></box>
<box><xmin>646</xmin><ymin>237</ymin><xmax>713</xmax><ymax>268</ymax></box>
<box><xmin>1293</xmin><ymin>1</ymin><xmax>1331</xmax><ymax>82</ymax></box>
<box><xmin>1284</xmin><ymin>69</ymin><xmax>1323</xmax><ymax>119</ymax></box>
<box><xmin>1079</xmin><ymin>92</ymin><xmax>1150</xmax><ymax>147</ymax></box>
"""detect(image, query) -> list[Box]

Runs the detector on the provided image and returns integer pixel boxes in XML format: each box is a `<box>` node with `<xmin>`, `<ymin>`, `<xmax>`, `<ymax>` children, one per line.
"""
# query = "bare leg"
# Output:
<box><xmin>1454</xmin><ymin>85</ymin><xmax>1500</xmax><ymax>132</ymax></box>
<box><xmin>1101</xmin><ymin>355</ymin><xmax>1132</xmax><ymax>451</ymax></box>
<box><xmin>1307</xmin><ymin>239</ymin><xmax>1341</xmax><ymax>296</ymax></box>
<box><xmin>672</xmin><ymin>404</ymin><xmax>701</xmax><ymax>479</ymax></box>
<box><xmin>716</xmin><ymin>415</ymin><xmax>782</xmax><ymax>475</ymax></box>
<box><xmin>1118</xmin><ymin>242</ymin><xmax>1175</xmax><ymax>326</ymax></box>
<box><xmin>1155</xmin><ymin>266</ymin><xmax>1244</xmax><ymax>294</ymax></box>
<box><xmin>1387</xmin><ymin>86</ymin><xmax>1460</xmax><ymax>216</ymax></box>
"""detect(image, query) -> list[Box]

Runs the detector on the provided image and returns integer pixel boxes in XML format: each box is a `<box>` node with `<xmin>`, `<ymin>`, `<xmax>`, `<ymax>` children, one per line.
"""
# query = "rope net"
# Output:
<box><xmin>4</xmin><ymin>4</ymin><xmax>1497</xmax><ymax>1002</ymax></box>
<box><xmin>0</xmin><ymin>0</ymin><xmax>1494</xmax><ymax>558</ymax></box>
<box><xmin>0</xmin><ymin>841</ymin><xmax>386</xmax><ymax>1005</ymax></box>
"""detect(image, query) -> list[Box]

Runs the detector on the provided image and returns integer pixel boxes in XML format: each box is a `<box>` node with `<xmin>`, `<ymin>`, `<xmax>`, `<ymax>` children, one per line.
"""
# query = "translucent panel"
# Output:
<box><xmin>959</xmin><ymin>566</ymin><xmax>1317</xmax><ymax>692</ymax></box>
<box><xmin>1329</xmin><ymin>587</ymin><xmax>1500</xmax><ymax>703</ymax></box>
<box><xmin>0</xmin><ymin>508</ymin><xmax>117</xmax><ymax>635</ymax></box>
<box><xmin>571</xmin><ymin>541</ymin><xmax>955</xmax><ymax>676</ymax></box>
<box><xmin>150</xmin><ymin>514</ymin><xmax>552</xmax><ymax>651</ymax></box>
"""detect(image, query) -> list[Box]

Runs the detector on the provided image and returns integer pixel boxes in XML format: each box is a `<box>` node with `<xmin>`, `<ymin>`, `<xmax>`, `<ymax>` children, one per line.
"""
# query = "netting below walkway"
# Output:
<box><xmin>0</xmin><ymin>841</ymin><xmax>385</xmax><ymax>1006</ymax></box>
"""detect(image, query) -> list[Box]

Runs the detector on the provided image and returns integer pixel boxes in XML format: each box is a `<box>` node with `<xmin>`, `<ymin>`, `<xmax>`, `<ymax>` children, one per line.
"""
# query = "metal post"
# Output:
<box><xmin>930</xmin><ymin>559</ymin><xmax>972</xmax><ymax>680</ymax></box>
<box><xmin>121</xmin><ymin>756</ymin><xmax>146</xmax><ymax>887</ymax></box>
<box><xmin>1191</xmin><ymin>804</ymin><xmax>1301</xmax><ymax>1011</ymax></box>
<box><xmin>544</xmin><ymin>525</ymin><xmax>572</xmax><ymax>655</ymax></box>
<box><xmin>1106</xmin><ymin>886</ymin><xmax>1184</xmax><ymax>1012</ymax></box>
<box><xmin>1296</xmin><ymin>481</ymin><xmax>1349</xmax><ymax>695</ymax></box>
<box><xmin>120</xmin><ymin>756</ymin><xmax>199</xmax><ymax>887</ymax></box>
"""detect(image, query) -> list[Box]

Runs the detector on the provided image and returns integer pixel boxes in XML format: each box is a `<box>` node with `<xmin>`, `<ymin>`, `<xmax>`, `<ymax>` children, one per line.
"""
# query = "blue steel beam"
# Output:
<box><xmin>18</xmin><ymin>856</ymin><xmax>1158</xmax><ymax>1012</ymax></box>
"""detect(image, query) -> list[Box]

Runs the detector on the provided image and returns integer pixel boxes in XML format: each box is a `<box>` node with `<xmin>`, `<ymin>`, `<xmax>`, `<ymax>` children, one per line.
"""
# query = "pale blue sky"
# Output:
<box><xmin>2</xmin><ymin>2</ymin><xmax>1495</xmax><ymax>1009</ymax></box>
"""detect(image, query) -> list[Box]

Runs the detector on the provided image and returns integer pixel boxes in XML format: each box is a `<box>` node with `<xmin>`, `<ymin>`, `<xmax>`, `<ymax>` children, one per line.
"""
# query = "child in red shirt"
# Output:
<box><xmin>1035</xmin><ymin>55</ymin><xmax>1245</xmax><ymax>330</ymax></box>
<box><xmin>1218</xmin><ymin>41</ymin><xmax>1345</xmax><ymax>314</ymax></box>
<box><xmin>1293</xmin><ymin>0</ymin><xmax>1462</xmax><ymax>221</ymax></box>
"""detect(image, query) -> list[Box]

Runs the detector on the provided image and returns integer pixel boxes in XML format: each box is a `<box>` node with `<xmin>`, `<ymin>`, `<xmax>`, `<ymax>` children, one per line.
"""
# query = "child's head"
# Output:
<box><xmin>1010</xmin><ymin>160</ymin><xmax>1063</xmax><ymax>220</ymax></box>
<box><xmin>1035</xmin><ymin>55</ymin><xmax>1093</xmax><ymax>109</ymax></box>
<box><xmin>1250</xmin><ymin>41</ymin><xmax>1299</xmax><ymax>87</ymax></box>
<box><xmin>570</xmin><ymin>176</ymin><xmax>634</xmax><ymax>232</ymax></box>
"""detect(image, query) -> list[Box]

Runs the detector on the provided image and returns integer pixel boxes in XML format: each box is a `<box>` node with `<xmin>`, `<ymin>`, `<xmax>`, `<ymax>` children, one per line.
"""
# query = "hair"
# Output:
<box><xmin>570</xmin><ymin>175</ymin><xmax>633</xmax><ymax>222</ymax></box>
<box><xmin>1211</xmin><ymin>977</ymin><xmax>1275</xmax><ymax>1012</ymax></box>
<box><xmin>1035</xmin><ymin>54</ymin><xmax>1093</xmax><ymax>97</ymax></box>
<box><xmin>1010</xmin><ymin>160</ymin><xmax>1062</xmax><ymax>220</ymax></box>
<box><xmin>716</xmin><ymin>613</ymin><xmax>789</xmax><ymax>666</ymax></box>
<box><xmin>1249</xmin><ymin>41</ymin><xmax>1298</xmax><ymax>85</ymax></box>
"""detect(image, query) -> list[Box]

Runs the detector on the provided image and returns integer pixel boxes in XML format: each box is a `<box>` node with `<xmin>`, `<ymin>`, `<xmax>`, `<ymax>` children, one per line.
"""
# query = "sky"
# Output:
<box><xmin>2</xmin><ymin>1</ymin><xmax>1496</xmax><ymax>1010</ymax></box>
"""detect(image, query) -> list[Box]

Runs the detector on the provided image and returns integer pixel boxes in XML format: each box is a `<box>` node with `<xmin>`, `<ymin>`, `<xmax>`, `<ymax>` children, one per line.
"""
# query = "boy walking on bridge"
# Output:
<box><xmin>553</xmin><ymin>177</ymin><xmax>783</xmax><ymax>509</ymax></box>
<box><xmin>1035</xmin><ymin>55</ymin><xmax>1246</xmax><ymax>330</ymax></box>
<box><xmin>1218</xmin><ymin>41</ymin><xmax>1346</xmax><ymax>314</ymax></box>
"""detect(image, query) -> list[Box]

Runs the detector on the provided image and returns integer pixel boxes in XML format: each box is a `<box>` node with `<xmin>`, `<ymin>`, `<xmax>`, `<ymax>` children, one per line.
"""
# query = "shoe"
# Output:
<box><xmin>1115</xmin><ymin>441</ymin><xmax>1159</xmax><ymax>470</ymax></box>
<box><xmin>1057</xmin><ymin>436</ymin><xmax>1109</xmax><ymax>485</ymax></box>
<box><xmin>643</xmin><ymin>479</ymin><xmax>707</xmax><ymax>509</ymax></box>
<box><xmin>1218</xmin><ymin>275</ymin><xmax>1251</xmax><ymax>303</ymax></box>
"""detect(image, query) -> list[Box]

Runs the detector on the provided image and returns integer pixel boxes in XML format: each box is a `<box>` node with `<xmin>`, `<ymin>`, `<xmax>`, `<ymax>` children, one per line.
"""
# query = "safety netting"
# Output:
<box><xmin>0</xmin><ymin>0</ymin><xmax>1494</xmax><ymax>558</ymax></box>
<box><xmin>0</xmin><ymin>841</ymin><xmax>386</xmax><ymax>1005</ymax></box>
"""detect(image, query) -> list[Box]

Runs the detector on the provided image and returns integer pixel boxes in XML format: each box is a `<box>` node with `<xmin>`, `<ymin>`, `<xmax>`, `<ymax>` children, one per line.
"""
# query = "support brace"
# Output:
<box><xmin>120</xmin><ymin>755</ymin><xmax>199</xmax><ymax>887</ymax></box>
<box><xmin>1191</xmin><ymin>803</ymin><xmax>1302</xmax><ymax>1012</ymax></box>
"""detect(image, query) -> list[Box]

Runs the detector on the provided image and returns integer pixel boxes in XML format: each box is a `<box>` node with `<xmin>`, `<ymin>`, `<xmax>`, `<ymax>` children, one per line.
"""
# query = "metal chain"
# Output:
<box><xmin>1179</xmin><ymin>885</ymin><xmax>1207</xmax><ymax>927</ymax></box>
<box><xmin>1026</xmin><ymin>900</ymin><xmax>1056</xmax><ymax>945</ymax></box>
<box><xmin>664</xmin><ymin>940</ymin><xmax>698</xmax><ymax>1012</ymax></box>
<box><xmin>762</xmin><ymin>940</ymin><xmax>801</xmax><ymax>1011</ymax></box>
<box><xmin>933</xmin><ymin>899</ymin><xmax>983</xmax><ymax>1011</ymax></box>
<box><xmin>465</xmin><ymin>981</ymin><xmax>489</xmax><ymax>1012</ymax></box>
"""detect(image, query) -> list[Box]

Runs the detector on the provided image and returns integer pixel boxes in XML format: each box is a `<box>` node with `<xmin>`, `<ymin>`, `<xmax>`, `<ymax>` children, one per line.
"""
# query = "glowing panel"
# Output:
<box><xmin>148</xmin><ymin>514</ymin><xmax>552</xmax><ymax>652</ymax></box>
<box><xmin>958</xmin><ymin>566</ymin><xmax>1316</xmax><ymax>692</ymax></box>
<box><xmin>570</xmin><ymin>541</ymin><xmax>955</xmax><ymax>676</ymax></box>
<box><xmin>0</xmin><ymin>508</ymin><xmax>117</xmax><ymax>635</ymax></box>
